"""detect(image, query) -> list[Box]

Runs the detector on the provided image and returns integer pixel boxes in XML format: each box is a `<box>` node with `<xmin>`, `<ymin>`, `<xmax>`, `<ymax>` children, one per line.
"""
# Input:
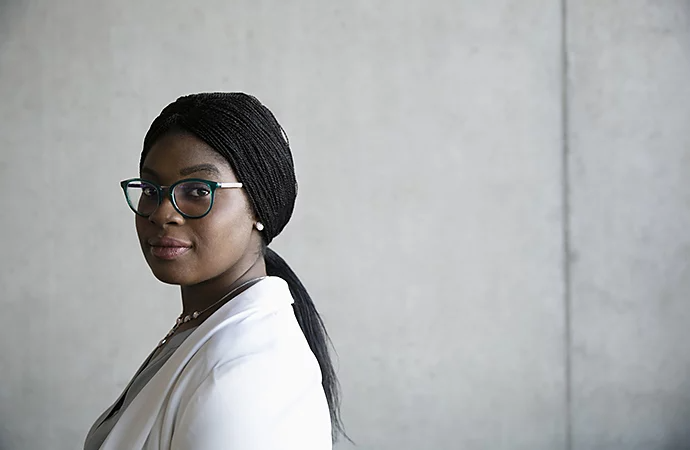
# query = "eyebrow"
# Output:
<box><xmin>179</xmin><ymin>164</ymin><xmax>222</xmax><ymax>177</ymax></box>
<box><xmin>141</xmin><ymin>164</ymin><xmax>222</xmax><ymax>179</ymax></box>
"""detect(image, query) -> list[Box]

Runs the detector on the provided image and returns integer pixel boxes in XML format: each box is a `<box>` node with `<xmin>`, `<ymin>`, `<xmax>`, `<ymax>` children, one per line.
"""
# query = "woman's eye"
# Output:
<box><xmin>142</xmin><ymin>187</ymin><xmax>157</xmax><ymax>197</ymax></box>
<box><xmin>180</xmin><ymin>184</ymin><xmax>211</xmax><ymax>198</ymax></box>
<box><xmin>189</xmin><ymin>188</ymin><xmax>210</xmax><ymax>197</ymax></box>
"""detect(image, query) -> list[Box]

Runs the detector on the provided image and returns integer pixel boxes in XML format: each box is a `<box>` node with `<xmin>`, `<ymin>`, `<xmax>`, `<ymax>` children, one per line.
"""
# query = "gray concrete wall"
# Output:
<box><xmin>568</xmin><ymin>2</ymin><xmax>690</xmax><ymax>449</ymax></box>
<box><xmin>0</xmin><ymin>1</ymin><xmax>687</xmax><ymax>450</ymax></box>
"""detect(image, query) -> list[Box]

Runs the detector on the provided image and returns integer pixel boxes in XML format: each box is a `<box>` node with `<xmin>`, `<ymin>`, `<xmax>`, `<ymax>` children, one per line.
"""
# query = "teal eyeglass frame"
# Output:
<box><xmin>120</xmin><ymin>177</ymin><xmax>244</xmax><ymax>219</ymax></box>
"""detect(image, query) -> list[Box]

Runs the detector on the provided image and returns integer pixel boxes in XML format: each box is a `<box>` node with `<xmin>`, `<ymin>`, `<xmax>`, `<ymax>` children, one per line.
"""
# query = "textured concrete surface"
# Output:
<box><xmin>567</xmin><ymin>2</ymin><xmax>690</xmax><ymax>450</ymax></box>
<box><xmin>15</xmin><ymin>0</ymin><xmax>690</xmax><ymax>449</ymax></box>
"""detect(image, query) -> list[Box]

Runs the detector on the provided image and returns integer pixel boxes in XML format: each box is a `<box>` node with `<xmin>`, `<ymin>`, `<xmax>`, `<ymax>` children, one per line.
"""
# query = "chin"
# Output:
<box><xmin>144</xmin><ymin>260</ymin><xmax>196</xmax><ymax>286</ymax></box>
<box><xmin>150</xmin><ymin>271</ymin><xmax>186</xmax><ymax>285</ymax></box>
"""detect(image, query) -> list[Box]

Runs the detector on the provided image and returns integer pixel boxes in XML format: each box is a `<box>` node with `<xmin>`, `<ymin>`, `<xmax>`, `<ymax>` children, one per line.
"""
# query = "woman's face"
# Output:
<box><xmin>135</xmin><ymin>132</ymin><xmax>260</xmax><ymax>286</ymax></box>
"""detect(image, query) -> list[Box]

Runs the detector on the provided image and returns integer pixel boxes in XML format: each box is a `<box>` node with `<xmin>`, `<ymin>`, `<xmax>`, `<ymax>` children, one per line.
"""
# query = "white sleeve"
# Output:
<box><xmin>170</xmin><ymin>352</ymin><xmax>333</xmax><ymax>450</ymax></box>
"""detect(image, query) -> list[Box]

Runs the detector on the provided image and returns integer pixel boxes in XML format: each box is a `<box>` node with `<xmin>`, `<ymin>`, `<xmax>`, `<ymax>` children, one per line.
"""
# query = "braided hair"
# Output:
<box><xmin>140</xmin><ymin>92</ymin><xmax>346</xmax><ymax>442</ymax></box>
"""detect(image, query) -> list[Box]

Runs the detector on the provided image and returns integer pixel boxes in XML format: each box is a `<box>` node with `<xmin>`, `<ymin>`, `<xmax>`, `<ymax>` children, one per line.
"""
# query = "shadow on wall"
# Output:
<box><xmin>0</xmin><ymin>411</ymin><xmax>10</xmax><ymax>450</ymax></box>
<box><xmin>663</xmin><ymin>400</ymin><xmax>690</xmax><ymax>450</ymax></box>
<box><xmin>0</xmin><ymin>0</ymin><xmax>29</xmax><ymax>44</ymax></box>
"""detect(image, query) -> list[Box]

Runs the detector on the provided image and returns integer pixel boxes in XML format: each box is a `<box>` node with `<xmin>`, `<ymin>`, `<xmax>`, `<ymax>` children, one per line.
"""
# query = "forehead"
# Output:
<box><xmin>141</xmin><ymin>132</ymin><xmax>237</xmax><ymax>182</ymax></box>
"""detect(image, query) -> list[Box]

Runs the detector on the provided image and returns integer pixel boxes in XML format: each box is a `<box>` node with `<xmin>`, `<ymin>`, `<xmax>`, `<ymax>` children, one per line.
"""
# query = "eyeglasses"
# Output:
<box><xmin>120</xmin><ymin>178</ymin><xmax>243</xmax><ymax>219</ymax></box>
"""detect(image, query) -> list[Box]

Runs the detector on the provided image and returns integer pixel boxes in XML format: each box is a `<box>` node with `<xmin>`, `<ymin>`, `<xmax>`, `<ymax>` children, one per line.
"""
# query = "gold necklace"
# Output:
<box><xmin>158</xmin><ymin>276</ymin><xmax>267</xmax><ymax>347</ymax></box>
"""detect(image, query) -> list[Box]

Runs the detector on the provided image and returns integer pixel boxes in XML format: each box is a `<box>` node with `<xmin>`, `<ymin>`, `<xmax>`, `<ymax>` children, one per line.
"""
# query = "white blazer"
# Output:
<box><xmin>99</xmin><ymin>277</ymin><xmax>333</xmax><ymax>450</ymax></box>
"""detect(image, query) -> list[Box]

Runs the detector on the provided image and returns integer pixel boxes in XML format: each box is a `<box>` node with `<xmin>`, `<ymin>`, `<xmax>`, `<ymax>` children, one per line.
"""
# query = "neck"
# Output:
<box><xmin>179</xmin><ymin>257</ymin><xmax>267</xmax><ymax>317</ymax></box>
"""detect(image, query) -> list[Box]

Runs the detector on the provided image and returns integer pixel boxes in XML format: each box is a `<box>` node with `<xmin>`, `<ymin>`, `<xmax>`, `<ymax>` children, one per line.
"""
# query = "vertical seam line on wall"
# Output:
<box><xmin>560</xmin><ymin>0</ymin><xmax>573</xmax><ymax>449</ymax></box>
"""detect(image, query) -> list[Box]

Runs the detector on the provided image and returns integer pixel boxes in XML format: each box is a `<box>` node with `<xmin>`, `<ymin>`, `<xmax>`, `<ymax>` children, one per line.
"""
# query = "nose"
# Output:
<box><xmin>148</xmin><ymin>192</ymin><xmax>184</xmax><ymax>226</ymax></box>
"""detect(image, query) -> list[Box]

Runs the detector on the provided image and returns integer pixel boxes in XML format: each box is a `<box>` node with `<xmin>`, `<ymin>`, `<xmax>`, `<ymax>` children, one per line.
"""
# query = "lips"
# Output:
<box><xmin>147</xmin><ymin>236</ymin><xmax>192</xmax><ymax>260</ymax></box>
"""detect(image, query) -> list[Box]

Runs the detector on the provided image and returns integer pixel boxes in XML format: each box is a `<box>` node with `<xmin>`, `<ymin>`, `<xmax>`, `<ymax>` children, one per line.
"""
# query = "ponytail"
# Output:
<box><xmin>264</xmin><ymin>247</ymin><xmax>347</xmax><ymax>442</ymax></box>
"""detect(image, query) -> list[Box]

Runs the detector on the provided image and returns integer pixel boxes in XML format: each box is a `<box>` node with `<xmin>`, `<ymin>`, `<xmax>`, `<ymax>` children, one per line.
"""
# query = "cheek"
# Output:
<box><xmin>193</xmin><ymin>209</ymin><xmax>254</xmax><ymax>262</ymax></box>
<box><xmin>134</xmin><ymin>216</ymin><xmax>150</xmax><ymax>243</ymax></box>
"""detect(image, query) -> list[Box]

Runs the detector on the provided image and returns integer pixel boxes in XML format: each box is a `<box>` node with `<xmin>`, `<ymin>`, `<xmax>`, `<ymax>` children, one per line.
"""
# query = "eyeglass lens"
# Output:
<box><xmin>125</xmin><ymin>180</ymin><xmax>213</xmax><ymax>218</ymax></box>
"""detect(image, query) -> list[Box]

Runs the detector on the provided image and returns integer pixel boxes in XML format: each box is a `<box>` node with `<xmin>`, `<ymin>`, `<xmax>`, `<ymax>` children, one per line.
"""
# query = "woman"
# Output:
<box><xmin>84</xmin><ymin>92</ymin><xmax>344</xmax><ymax>450</ymax></box>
